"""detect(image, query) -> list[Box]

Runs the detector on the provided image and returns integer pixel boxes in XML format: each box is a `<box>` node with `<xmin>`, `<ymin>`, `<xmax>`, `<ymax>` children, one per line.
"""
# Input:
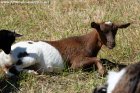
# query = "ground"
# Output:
<box><xmin>0</xmin><ymin>0</ymin><xmax>140</xmax><ymax>93</ymax></box>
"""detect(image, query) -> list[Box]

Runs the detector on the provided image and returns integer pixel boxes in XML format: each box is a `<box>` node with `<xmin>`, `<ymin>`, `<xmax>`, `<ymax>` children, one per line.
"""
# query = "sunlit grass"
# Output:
<box><xmin>0</xmin><ymin>0</ymin><xmax>140</xmax><ymax>93</ymax></box>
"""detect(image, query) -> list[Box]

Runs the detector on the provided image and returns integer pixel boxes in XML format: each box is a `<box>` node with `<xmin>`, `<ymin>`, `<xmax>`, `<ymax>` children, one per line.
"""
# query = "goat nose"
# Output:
<box><xmin>107</xmin><ymin>41</ymin><xmax>115</xmax><ymax>48</ymax></box>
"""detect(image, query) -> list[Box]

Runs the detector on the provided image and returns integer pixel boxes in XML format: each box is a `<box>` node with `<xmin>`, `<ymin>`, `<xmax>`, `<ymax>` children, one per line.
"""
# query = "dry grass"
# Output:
<box><xmin>0</xmin><ymin>0</ymin><xmax>140</xmax><ymax>93</ymax></box>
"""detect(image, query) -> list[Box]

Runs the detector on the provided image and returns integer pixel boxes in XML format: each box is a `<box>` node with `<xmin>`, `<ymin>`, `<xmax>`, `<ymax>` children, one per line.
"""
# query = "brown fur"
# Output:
<box><xmin>112</xmin><ymin>62</ymin><xmax>140</xmax><ymax>93</ymax></box>
<box><xmin>93</xmin><ymin>62</ymin><xmax>140</xmax><ymax>93</ymax></box>
<box><xmin>47</xmin><ymin>21</ymin><xmax>130</xmax><ymax>75</ymax></box>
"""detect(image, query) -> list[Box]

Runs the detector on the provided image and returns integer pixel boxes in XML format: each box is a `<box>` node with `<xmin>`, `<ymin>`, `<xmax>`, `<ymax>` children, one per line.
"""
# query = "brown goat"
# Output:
<box><xmin>93</xmin><ymin>62</ymin><xmax>140</xmax><ymax>93</ymax></box>
<box><xmin>112</xmin><ymin>62</ymin><xmax>140</xmax><ymax>93</ymax></box>
<box><xmin>47</xmin><ymin>21</ymin><xmax>130</xmax><ymax>75</ymax></box>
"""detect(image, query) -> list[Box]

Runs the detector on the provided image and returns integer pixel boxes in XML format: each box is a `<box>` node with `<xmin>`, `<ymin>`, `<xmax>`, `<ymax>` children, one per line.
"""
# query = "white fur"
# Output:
<box><xmin>107</xmin><ymin>68</ymin><xmax>126</xmax><ymax>93</ymax></box>
<box><xmin>0</xmin><ymin>41</ymin><xmax>64</xmax><ymax>76</ymax></box>
<box><xmin>0</xmin><ymin>52</ymin><xmax>13</xmax><ymax>68</ymax></box>
<box><xmin>105</xmin><ymin>21</ymin><xmax>112</xmax><ymax>25</ymax></box>
<box><xmin>0</xmin><ymin>52</ymin><xmax>15</xmax><ymax>76</ymax></box>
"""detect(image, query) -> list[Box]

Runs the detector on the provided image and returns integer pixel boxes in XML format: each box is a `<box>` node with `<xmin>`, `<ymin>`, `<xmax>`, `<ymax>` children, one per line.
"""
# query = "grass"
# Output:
<box><xmin>0</xmin><ymin>0</ymin><xmax>140</xmax><ymax>93</ymax></box>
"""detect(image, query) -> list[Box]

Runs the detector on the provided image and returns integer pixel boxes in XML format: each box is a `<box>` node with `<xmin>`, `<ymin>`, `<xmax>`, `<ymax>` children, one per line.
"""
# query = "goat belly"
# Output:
<box><xmin>10</xmin><ymin>41</ymin><xmax>64</xmax><ymax>73</ymax></box>
<box><xmin>36</xmin><ymin>41</ymin><xmax>64</xmax><ymax>72</ymax></box>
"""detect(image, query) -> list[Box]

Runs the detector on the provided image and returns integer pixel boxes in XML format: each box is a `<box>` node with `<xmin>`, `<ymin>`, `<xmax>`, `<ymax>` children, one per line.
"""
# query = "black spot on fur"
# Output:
<box><xmin>28</xmin><ymin>42</ymin><xmax>33</xmax><ymax>44</ymax></box>
<box><xmin>17</xmin><ymin>52</ymin><xmax>29</xmax><ymax>58</ymax></box>
<box><xmin>16</xmin><ymin>60</ymin><xmax>23</xmax><ymax>65</ymax></box>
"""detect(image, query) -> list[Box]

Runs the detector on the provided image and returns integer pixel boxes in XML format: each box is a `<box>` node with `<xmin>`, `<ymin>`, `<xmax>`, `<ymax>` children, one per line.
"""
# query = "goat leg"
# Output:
<box><xmin>70</xmin><ymin>57</ymin><xmax>106</xmax><ymax>76</ymax></box>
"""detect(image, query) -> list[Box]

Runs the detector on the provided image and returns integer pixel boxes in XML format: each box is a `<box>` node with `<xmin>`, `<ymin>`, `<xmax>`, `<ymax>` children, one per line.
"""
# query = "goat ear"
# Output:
<box><xmin>15</xmin><ymin>33</ymin><xmax>23</xmax><ymax>37</ymax></box>
<box><xmin>14</xmin><ymin>31</ymin><xmax>23</xmax><ymax>37</ymax></box>
<box><xmin>117</xmin><ymin>23</ymin><xmax>131</xmax><ymax>29</ymax></box>
<box><xmin>91</xmin><ymin>22</ymin><xmax>100</xmax><ymax>29</ymax></box>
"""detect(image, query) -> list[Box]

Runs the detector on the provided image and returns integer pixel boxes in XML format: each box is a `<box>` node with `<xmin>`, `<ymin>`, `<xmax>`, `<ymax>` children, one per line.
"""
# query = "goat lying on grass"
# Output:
<box><xmin>0</xmin><ymin>41</ymin><xmax>64</xmax><ymax>76</ymax></box>
<box><xmin>0</xmin><ymin>29</ymin><xmax>22</xmax><ymax>54</ymax></box>
<box><xmin>0</xmin><ymin>21</ymin><xmax>130</xmax><ymax>76</ymax></box>
<box><xmin>47</xmin><ymin>21</ymin><xmax>130</xmax><ymax>75</ymax></box>
<box><xmin>93</xmin><ymin>62</ymin><xmax>140</xmax><ymax>93</ymax></box>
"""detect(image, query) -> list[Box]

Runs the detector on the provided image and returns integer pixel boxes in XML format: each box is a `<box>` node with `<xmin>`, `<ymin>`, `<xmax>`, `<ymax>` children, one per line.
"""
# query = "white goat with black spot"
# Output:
<box><xmin>0</xmin><ymin>41</ymin><xmax>64</xmax><ymax>77</ymax></box>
